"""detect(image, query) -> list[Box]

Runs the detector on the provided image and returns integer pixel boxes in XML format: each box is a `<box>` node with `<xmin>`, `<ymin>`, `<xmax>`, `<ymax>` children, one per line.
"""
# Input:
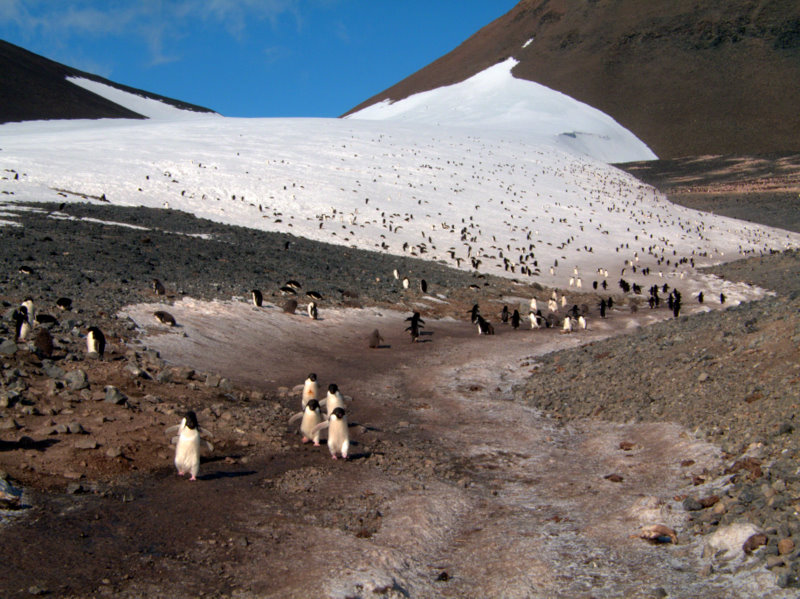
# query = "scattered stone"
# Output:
<box><xmin>0</xmin><ymin>417</ymin><xmax>20</xmax><ymax>431</ymax></box>
<box><xmin>74</xmin><ymin>437</ymin><xmax>98</xmax><ymax>450</ymax></box>
<box><xmin>0</xmin><ymin>478</ymin><xmax>23</xmax><ymax>508</ymax></box>
<box><xmin>635</xmin><ymin>524</ymin><xmax>678</xmax><ymax>544</ymax></box>
<box><xmin>743</xmin><ymin>533</ymin><xmax>768</xmax><ymax>554</ymax></box>
<box><xmin>683</xmin><ymin>497</ymin><xmax>704</xmax><ymax>511</ymax></box>
<box><xmin>0</xmin><ymin>339</ymin><xmax>17</xmax><ymax>355</ymax></box>
<box><xmin>205</xmin><ymin>374</ymin><xmax>221</xmax><ymax>388</ymax></box>
<box><xmin>64</xmin><ymin>369</ymin><xmax>89</xmax><ymax>391</ymax></box>
<box><xmin>67</xmin><ymin>421</ymin><xmax>85</xmax><ymax>434</ymax></box>
<box><xmin>66</xmin><ymin>482</ymin><xmax>84</xmax><ymax>495</ymax></box>
<box><xmin>604</xmin><ymin>473</ymin><xmax>624</xmax><ymax>483</ymax></box>
<box><xmin>778</xmin><ymin>538</ymin><xmax>795</xmax><ymax>555</ymax></box>
<box><xmin>104</xmin><ymin>386</ymin><xmax>127</xmax><ymax>405</ymax></box>
<box><xmin>105</xmin><ymin>446</ymin><xmax>123</xmax><ymax>459</ymax></box>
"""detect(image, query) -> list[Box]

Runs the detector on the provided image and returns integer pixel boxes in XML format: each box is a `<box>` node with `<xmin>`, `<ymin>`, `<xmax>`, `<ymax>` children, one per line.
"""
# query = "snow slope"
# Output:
<box><xmin>346</xmin><ymin>58</ymin><xmax>657</xmax><ymax>164</ymax></box>
<box><xmin>1</xmin><ymin>62</ymin><xmax>798</xmax><ymax>305</ymax></box>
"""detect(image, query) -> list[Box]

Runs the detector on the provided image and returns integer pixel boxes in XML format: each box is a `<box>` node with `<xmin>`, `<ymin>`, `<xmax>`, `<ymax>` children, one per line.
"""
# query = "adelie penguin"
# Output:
<box><xmin>501</xmin><ymin>305</ymin><xmax>510</xmax><ymax>324</ymax></box>
<box><xmin>166</xmin><ymin>410</ymin><xmax>213</xmax><ymax>481</ymax></box>
<box><xmin>154</xmin><ymin>310</ymin><xmax>176</xmax><ymax>326</ymax></box>
<box><xmin>511</xmin><ymin>309</ymin><xmax>521</xmax><ymax>329</ymax></box>
<box><xmin>320</xmin><ymin>383</ymin><xmax>346</xmax><ymax>418</ymax></box>
<box><xmin>152</xmin><ymin>278</ymin><xmax>166</xmax><ymax>296</ymax></box>
<box><xmin>307</xmin><ymin>301</ymin><xmax>318</xmax><ymax>320</ymax></box>
<box><xmin>419</xmin><ymin>279</ymin><xmax>428</xmax><ymax>293</ymax></box>
<box><xmin>86</xmin><ymin>326</ymin><xmax>106</xmax><ymax>358</ymax></box>
<box><xmin>13</xmin><ymin>309</ymin><xmax>30</xmax><ymax>342</ymax></box>
<box><xmin>311</xmin><ymin>407</ymin><xmax>350</xmax><ymax>460</ymax></box>
<box><xmin>302</xmin><ymin>373</ymin><xmax>318</xmax><ymax>408</ymax></box>
<box><xmin>251</xmin><ymin>289</ymin><xmax>263</xmax><ymax>307</ymax></box>
<box><xmin>55</xmin><ymin>297</ymin><xmax>72</xmax><ymax>311</ymax></box>
<box><xmin>288</xmin><ymin>399</ymin><xmax>323</xmax><ymax>446</ymax></box>
<box><xmin>368</xmin><ymin>329</ymin><xmax>384</xmax><ymax>348</ymax></box>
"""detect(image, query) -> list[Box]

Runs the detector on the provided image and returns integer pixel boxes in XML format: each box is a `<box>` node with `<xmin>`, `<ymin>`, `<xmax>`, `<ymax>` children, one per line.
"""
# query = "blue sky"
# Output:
<box><xmin>0</xmin><ymin>1</ymin><xmax>519</xmax><ymax>118</ymax></box>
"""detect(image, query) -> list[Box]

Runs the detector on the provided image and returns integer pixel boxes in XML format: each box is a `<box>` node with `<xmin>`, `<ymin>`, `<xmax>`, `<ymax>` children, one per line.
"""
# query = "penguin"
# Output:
<box><xmin>402</xmin><ymin>277</ymin><xmax>410</xmax><ymax>289</ymax></box>
<box><xmin>405</xmin><ymin>320</ymin><xmax>421</xmax><ymax>342</ymax></box>
<box><xmin>279</xmin><ymin>286</ymin><xmax>297</xmax><ymax>296</ymax></box>
<box><xmin>311</xmin><ymin>407</ymin><xmax>350</xmax><ymax>460</ymax></box>
<box><xmin>720</xmin><ymin>293</ymin><xmax>726</xmax><ymax>304</ymax></box>
<box><xmin>13</xmin><ymin>309</ymin><xmax>30</xmax><ymax>342</ymax></box>
<box><xmin>154</xmin><ymin>310</ymin><xmax>176</xmax><ymax>326</ymax></box>
<box><xmin>289</xmin><ymin>399</ymin><xmax>323</xmax><ymax>445</ymax></box>
<box><xmin>577</xmin><ymin>315</ymin><xmax>587</xmax><ymax>330</ymax></box>
<box><xmin>283</xmin><ymin>299</ymin><xmax>298</xmax><ymax>314</ymax></box>
<box><xmin>562</xmin><ymin>317</ymin><xmax>574</xmax><ymax>333</ymax></box>
<box><xmin>86</xmin><ymin>326</ymin><xmax>106</xmax><ymax>358</ymax></box>
<box><xmin>697</xmin><ymin>291</ymin><xmax>704</xmax><ymax>304</ymax></box>
<box><xmin>393</xmin><ymin>269</ymin><xmax>399</xmax><ymax>280</ymax></box>
<box><xmin>529</xmin><ymin>311</ymin><xmax>541</xmax><ymax>329</ymax></box>
<box><xmin>302</xmin><ymin>373</ymin><xmax>318</xmax><ymax>408</ymax></box>
<box><xmin>511</xmin><ymin>309</ymin><xmax>521</xmax><ymax>329</ymax></box>
<box><xmin>33</xmin><ymin>328</ymin><xmax>54</xmax><ymax>358</ymax></box>
<box><xmin>420</xmin><ymin>279</ymin><xmax>428</xmax><ymax>293</ymax></box>
<box><xmin>152</xmin><ymin>279</ymin><xmax>166</xmax><ymax>296</ymax></box>
<box><xmin>251</xmin><ymin>289</ymin><xmax>263</xmax><ymax>307</ymax></box>
<box><xmin>476</xmin><ymin>315</ymin><xmax>494</xmax><ymax>335</ymax></box>
<box><xmin>55</xmin><ymin>297</ymin><xmax>72</xmax><ymax>311</ymax></box>
<box><xmin>18</xmin><ymin>265</ymin><xmax>34</xmax><ymax>275</ymax></box>
<box><xmin>285</xmin><ymin>280</ymin><xmax>302</xmax><ymax>291</ymax></box>
<box><xmin>307</xmin><ymin>301</ymin><xmax>318</xmax><ymax>320</ymax></box>
<box><xmin>468</xmin><ymin>304</ymin><xmax>480</xmax><ymax>324</ymax></box>
<box><xmin>21</xmin><ymin>298</ymin><xmax>34</xmax><ymax>323</ymax></box>
<box><xmin>34</xmin><ymin>313</ymin><xmax>58</xmax><ymax>327</ymax></box>
<box><xmin>306</xmin><ymin>291</ymin><xmax>323</xmax><ymax>301</ymax></box>
<box><xmin>501</xmin><ymin>305</ymin><xmax>510</xmax><ymax>323</ymax></box>
<box><xmin>166</xmin><ymin>410</ymin><xmax>213</xmax><ymax>481</ymax></box>
<box><xmin>368</xmin><ymin>329</ymin><xmax>384</xmax><ymax>348</ymax></box>
<box><xmin>320</xmin><ymin>383</ymin><xmax>345</xmax><ymax>417</ymax></box>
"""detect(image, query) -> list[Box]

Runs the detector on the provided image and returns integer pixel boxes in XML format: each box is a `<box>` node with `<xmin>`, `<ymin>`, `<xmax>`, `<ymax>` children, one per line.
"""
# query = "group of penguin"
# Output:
<box><xmin>10</xmin><ymin>296</ymin><xmax>108</xmax><ymax>360</ymax></box>
<box><xmin>288</xmin><ymin>374</ymin><xmax>350</xmax><ymax>460</ymax></box>
<box><xmin>466</xmin><ymin>292</ymin><xmax>590</xmax><ymax>337</ymax></box>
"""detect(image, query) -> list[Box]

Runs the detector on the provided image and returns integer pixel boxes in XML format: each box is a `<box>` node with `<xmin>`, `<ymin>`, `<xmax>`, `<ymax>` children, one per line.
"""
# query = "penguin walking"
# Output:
<box><xmin>420</xmin><ymin>279</ymin><xmax>428</xmax><ymax>293</ymax></box>
<box><xmin>251</xmin><ymin>289</ymin><xmax>263</xmax><ymax>307</ymax></box>
<box><xmin>311</xmin><ymin>407</ymin><xmax>350</xmax><ymax>460</ymax></box>
<box><xmin>529</xmin><ymin>311</ymin><xmax>540</xmax><ymax>329</ymax></box>
<box><xmin>511</xmin><ymin>309</ymin><xmax>521</xmax><ymax>329</ymax></box>
<box><xmin>368</xmin><ymin>329</ymin><xmax>384</xmax><ymax>348</ymax></box>
<box><xmin>152</xmin><ymin>279</ymin><xmax>166</xmax><ymax>296</ymax></box>
<box><xmin>86</xmin><ymin>326</ymin><xmax>106</xmax><ymax>358</ymax></box>
<box><xmin>166</xmin><ymin>410</ymin><xmax>213</xmax><ymax>481</ymax></box>
<box><xmin>562</xmin><ymin>317</ymin><xmax>574</xmax><ymax>333</ymax></box>
<box><xmin>405</xmin><ymin>312</ymin><xmax>424</xmax><ymax>343</ymax></box>
<box><xmin>476</xmin><ymin>315</ymin><xmax>494</xmax><ymax>335</ymax></box>
<box><xmin>307</xmin><ymin>301</ymin><xmax>318</xmax><ymax>320</ymax></box>
<box><xmin>21</xmin><ymin>298</ymin><xmax>35</xmax><ymax>323</ymax></box>
<box><xmin>302</xmin><ymin>373</ymin><xmax>318</xmax><ymax>408</ymax></box>
<box><xmin>320</xmin><ymin>383</ymin><xmax>347</xmax><ymax>418</ymax></box>
<box><xmin>289</xmin><ymin>399</ymin><xmax>324</xmax><ymax>445</ymax></box>
<box><xmin>468</xmin><ymin>304</ymin><xmax>480</xmax><ymax>324</ymax></box>
<box><xmin>501</xmin><ymin>306</ymin><xmax>510</xmax><ymax>324</ymax></box>
<box><xmin>577</xmin><ymin>315</ymin><xmax>587</xmax><ymax>330</ymax></box>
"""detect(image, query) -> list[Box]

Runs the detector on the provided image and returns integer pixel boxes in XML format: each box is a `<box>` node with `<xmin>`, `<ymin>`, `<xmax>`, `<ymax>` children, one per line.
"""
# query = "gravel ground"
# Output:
<box><xmin>1</xmin><ymin>198</ymin><xmax>799</xmax><ymax>592</ymax></box>
<box><xmin>514</xmin><ymin>249</ymin><xmax>800</xmax><ymax>587</ymax></box>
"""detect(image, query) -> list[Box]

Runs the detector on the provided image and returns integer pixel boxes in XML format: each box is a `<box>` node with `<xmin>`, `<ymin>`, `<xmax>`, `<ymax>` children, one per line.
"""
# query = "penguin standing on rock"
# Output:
<box><xmin>86</xmin><ymin>326</ymin><xmax>106</xmax><ymax>358</ymax></box>
<box><xmin>289</xmin><ymin>399</ymin><xmax>323</xmax><ymax>445</ymax></box>
<box><xmin>312</xmin><ymin>407</ymin><xmax>350</xmax><ymax>460</ymax></box>
<box><xmin>166</xmin><ymin>410</ymin><xmax>213</xmax><ymax>481</ymax></box>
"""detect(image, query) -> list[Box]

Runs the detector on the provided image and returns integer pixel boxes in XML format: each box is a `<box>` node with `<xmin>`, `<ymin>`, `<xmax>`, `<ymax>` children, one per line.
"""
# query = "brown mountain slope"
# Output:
<box><xmin>0</xmin><ymin>39</ymin><xmax>214</xmax><ymax>124</ymax></box>
<box><xmin>344</xmin><ymin>0</ymin><xmax>800</xmax><ymax>159</ymax></box>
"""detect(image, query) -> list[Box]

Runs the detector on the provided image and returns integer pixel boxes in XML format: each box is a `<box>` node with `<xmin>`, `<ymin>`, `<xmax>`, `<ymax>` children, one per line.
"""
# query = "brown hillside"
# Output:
<box><xmin>344</xmin><ymin>0</ymin><xmax>800</xmax><ymax>159</ymax></box>
<box><xmin>0</xmin><ymin>39</ymin><xmax>215</xmax><ymax>124</ymax></box>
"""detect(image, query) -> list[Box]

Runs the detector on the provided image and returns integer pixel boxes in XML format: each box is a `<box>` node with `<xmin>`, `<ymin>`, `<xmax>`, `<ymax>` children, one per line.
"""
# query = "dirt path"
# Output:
<box><xmin>1</xmin><ymin>300</ymin><xmax>784</xmax><ymax>597</ymax></box>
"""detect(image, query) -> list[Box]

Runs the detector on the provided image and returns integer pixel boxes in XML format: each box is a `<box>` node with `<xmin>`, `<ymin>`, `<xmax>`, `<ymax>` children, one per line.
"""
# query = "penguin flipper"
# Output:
<box><xmin>171</xmin><ymin>436</ymin><xmax>179</xmax><ymax>445</ymax></box>
<box><xmin>204</xmin><ymin>440</ymin><xmax>214</xmax><ymax>452</ymax></box>
<box><xmin>199</xmin><ymin>427</ymin><xmax>213</xmax><ymax>438</ymax></box>
<box><xmin>165</xmin><ymin>425</ymin><xmax>180</xmax><ymax>435</ymax></box>
<box><xmin>318</xmin><ymin>398</ymin><xmax>327</xmax><ymax>407</ymax></box>
<box><xmin>311</xmin><ymin>421</ymin><xmax>330</xmax><ymax>436</ymax></box>
<box><xmin>288</xmin><ymin>411</ymin><xmax>303</xmax><ymax>424</ymax></box>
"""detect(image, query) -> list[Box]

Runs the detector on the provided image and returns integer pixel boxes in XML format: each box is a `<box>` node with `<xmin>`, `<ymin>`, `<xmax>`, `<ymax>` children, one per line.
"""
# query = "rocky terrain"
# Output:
<box><xmin>0</xmin><ymin>189</ymin><xmax>798</xmax><ymax>596</ymax></box>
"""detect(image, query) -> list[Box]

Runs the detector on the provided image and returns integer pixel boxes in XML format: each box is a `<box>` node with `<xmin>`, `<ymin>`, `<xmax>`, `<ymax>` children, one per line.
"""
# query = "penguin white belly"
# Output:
<box><xmin>175</xmin><ymin>427</ymin><xmax>201</xmax><ymax>478</ymax></box>
<box><xmin>327</xmin><ymin>416</ymin><xmax>349</xmax><ymax>459</ymax></box>
<box><xmin>325</xmin><ymin>392</ymin><xmax>344</xmax><ymax>417</ymax></box>
<box><xmin>302</xmin><ymin>382</ymin><xmax>318</xmax><ymax>408</ymax></box>
<box><xmin>301</xmin><ymin>410</ymin><xmax>323</xmax><ymax>444</ymax></box>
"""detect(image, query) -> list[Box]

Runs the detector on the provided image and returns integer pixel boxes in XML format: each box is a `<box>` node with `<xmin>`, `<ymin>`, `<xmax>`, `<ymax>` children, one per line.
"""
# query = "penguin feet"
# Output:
<box><xmin>313</xmin><ymin>441</ymin><xmax>320</xmax><ymax>447</ymax></box>
<box><xmin>189</xmin><ymin>475</ymin><xmax>197</xmax><ymax>481</ymax></box>
<box><xmin>177</xmin><ymin>471</ymin><xmax>185</xmax><ymax>476</ymax></box>
<box><xmin>301</xmin><ymin>436</ymin><xmax>310</xmax><ymax>443</ymax></box>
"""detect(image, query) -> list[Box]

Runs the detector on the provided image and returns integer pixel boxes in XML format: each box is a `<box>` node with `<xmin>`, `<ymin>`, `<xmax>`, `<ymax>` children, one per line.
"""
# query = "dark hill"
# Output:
<box><xmin>0</xmin><ymin>39</ymin><xmax>215</xmax><ymax>124</ymax></box>
<box><xmin>344</xmin><ymin>0</ymin><xmax>800</xmax><ymax>159</ymax></box>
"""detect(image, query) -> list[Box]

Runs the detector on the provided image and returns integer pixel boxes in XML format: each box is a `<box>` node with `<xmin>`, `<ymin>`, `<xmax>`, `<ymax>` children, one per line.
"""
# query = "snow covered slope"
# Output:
<box><xmin>2</xmin><ymin>110</ymin><xmax>798</xmax><ymax>307</ymax></box>
<box><xmin>2</xmin><ymin>58</ymin><xmax>799</xmax><ymax>305</ymax></box>
<box><xmin>346</xmin><ymin>59</ymin><xmax>657</xmax><ymax>164</ymax></box>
